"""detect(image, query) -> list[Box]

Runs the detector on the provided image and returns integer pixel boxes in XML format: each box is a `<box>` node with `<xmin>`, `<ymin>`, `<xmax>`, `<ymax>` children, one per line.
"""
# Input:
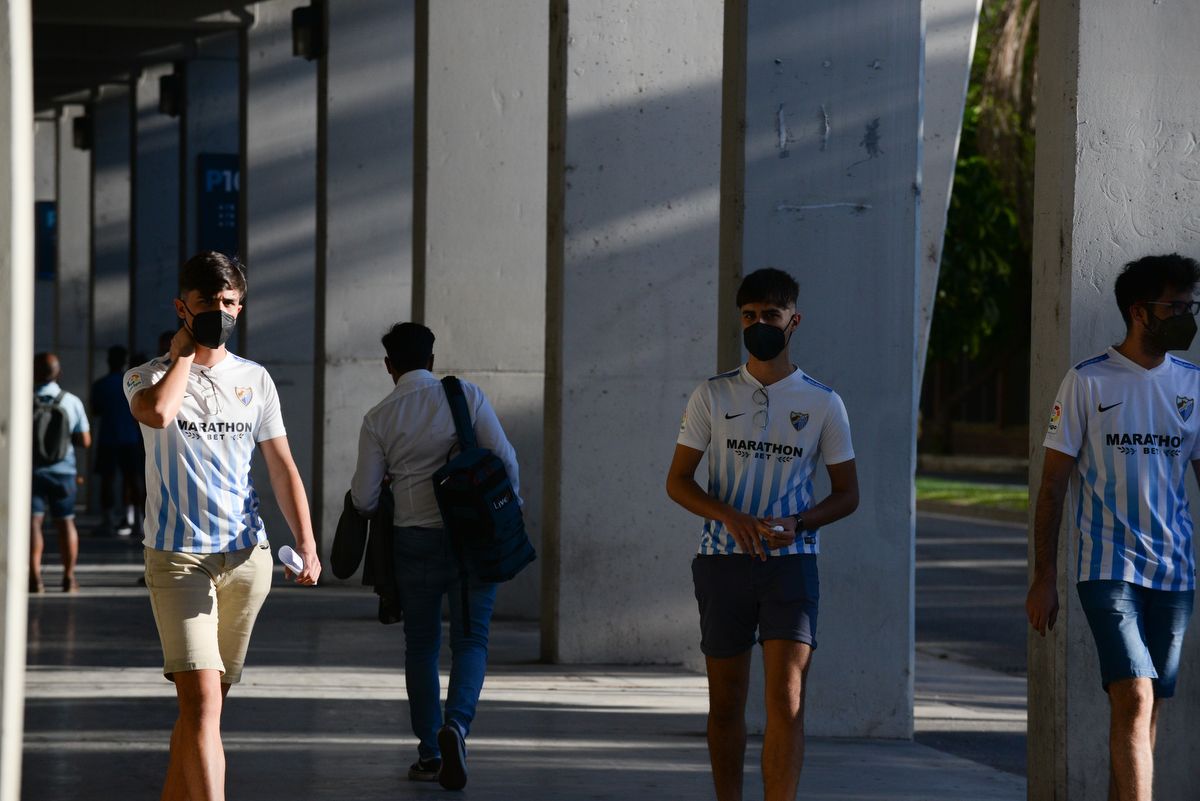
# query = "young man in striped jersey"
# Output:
<box><xmin>666</xmin><ymin>267</ymin><xmax>859</xmax><ymax>801</ymax></box>
<box><xmin>1027</xmin><ymin>254</ymin><xmax>1200</xmax><ymax>801</ymax></box>
<box><xmin>126</xmin><ymin>251</ymin><xmax>320</xmax><ymax>801</ymax></box>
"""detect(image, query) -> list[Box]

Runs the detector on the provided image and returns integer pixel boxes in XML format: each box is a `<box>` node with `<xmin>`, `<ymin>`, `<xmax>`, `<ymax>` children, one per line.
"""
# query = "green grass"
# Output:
<box><xmin>915</xmin><ymin>477</ymin><xmax>1029</xmax><ymax>513</ymax></box>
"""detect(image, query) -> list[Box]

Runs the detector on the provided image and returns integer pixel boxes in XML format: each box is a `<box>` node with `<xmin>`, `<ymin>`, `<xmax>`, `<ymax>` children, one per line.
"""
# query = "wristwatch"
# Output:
<box><xmin>792</xmin><ymin>514</ymin><xmax>805</xmax><ymax>532</ymax></box>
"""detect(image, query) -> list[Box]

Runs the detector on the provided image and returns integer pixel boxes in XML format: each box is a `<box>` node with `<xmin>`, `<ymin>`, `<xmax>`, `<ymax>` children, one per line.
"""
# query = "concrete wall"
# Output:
<box><xmin>739</xmin><ymin>0</ymin><xmax>923</xmax><ymax>738</ymax></box>
<box><xmin>33</xmin><ymin>118</ymin><xmax>54</xmax><ymax>352</ymax></box>
<box><xmin>424</xmin><ymin>0</ymin><xmax>546</xmax><ymax>617</ymax></box>
<box><xmin>132</xmin><ymin>64</ymin><xmax>180</xmax><ymax>358</ymax></box>
<box><xmin>56</xmin><ymin>106</ymin><xmax>90</xmax><ymax>402</ymax></box>
<box><xmin>90</xmin><ymin>87</ymin><xmax>132</xmax><ymax>381</ymax></box>
<box><xmin>1029</xmin><ymin>3</ymin><xmax>1200</xmax><ymax>798</ymax></box>
<box><xmin>243</xmin><ymin>0</ymin><xmax>318</xmax><ymax>549</ymax></box>
<box><xmin>917</xmin><ymin>0</ymin><xmax>981</xmax><ymax>379</ymax></box>
<box><xmin>543</xmin><ymin>0</ymin><xmax>724</xmax><ymax>662</ymax></box>
<box><xmin>317</xmin><ymin>0</ymin><xmax>415</xmax><ymax>569</ymax></box>
<box><xmin>0</xmin><ymin>4</ymin><xmax>34</xmax><ymax>798</ymax></box>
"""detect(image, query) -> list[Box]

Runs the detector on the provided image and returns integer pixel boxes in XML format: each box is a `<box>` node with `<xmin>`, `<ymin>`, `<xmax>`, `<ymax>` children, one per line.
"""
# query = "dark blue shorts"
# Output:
<box><xmin>1077</xmin><ymin>580</ymin><xmax>1194</xmax><ymax>698</ymax></box>
<box><xmin>692</xmin><ymin>554</ymin><xmax>819</xmax><ymax>658</ymax></box>
<box><xmin>31</xmin><ymin>471</ymin><xmax>77</xmax><ymax>520</ymax></box>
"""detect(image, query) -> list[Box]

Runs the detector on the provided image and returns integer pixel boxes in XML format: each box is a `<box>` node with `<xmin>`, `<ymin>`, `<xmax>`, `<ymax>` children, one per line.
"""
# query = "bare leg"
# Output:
<box><xmin>162</xmin><ymin>670</ymin><xmax>226</xmax><ymax>801</ymax></box>
<box><xmin>162</xmin><ymin>682</ymin><xmax>230</xmax><ymax>801</ymax></box>
<box><xmin>29</xmin><ymin>515</ymin><xmax>44</xmax><ymax>591</ymax></box>
<box><xmin>1108</xmin><ymin>677</ymin><xmax>1155</xmax><ymax>801</ymax></box>
<box><xmin>55</xmin><ymin>517</ymin><xmax>79</xmax><ymax>591</ymax></box>
<box><xmin>705</xmin><ymin>650</ymin><xmax>753</xmax><ymax>801</ymax></box>
<box><xmin>761</xmin><ymin>640</ymin><xmax>813</xmax><ymax>801</ymax></box>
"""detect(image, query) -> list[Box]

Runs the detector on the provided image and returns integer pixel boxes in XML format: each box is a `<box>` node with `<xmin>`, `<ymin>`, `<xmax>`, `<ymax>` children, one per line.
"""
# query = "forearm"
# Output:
<box><xmin>797</xmin><ymin>489</ymin><xmax>859</xmax><ymax>530</ymax></box>
<box><xmin>1032</xmin><ymin>484</ymin><xmax>1065</xmax><ymax>582</ymax></box>
<box><xmin>271</xmin><ymin>467</ymin><xmax>316</xmax><ymax>547</ymax></box>
<box><xmin>134</xmin><ymin>356</ymin><xmax>193</xmax><ymax>427</ymax></box>
<box><xmin>667</xmin><ymin>475</ymin><xmax>736</xmax><ymax>523</ymax></box>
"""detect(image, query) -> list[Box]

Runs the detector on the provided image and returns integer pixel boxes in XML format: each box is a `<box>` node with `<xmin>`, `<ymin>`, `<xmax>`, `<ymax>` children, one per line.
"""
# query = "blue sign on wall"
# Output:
<box><xmin>35</xmin><ymin>201</ymin><xmax>56</xmax><ymax>280</ymax></box>
<box><xmin>197</xmin><ymin>153</ymin><xmax>239</xmax><ymax>257</ymax></box>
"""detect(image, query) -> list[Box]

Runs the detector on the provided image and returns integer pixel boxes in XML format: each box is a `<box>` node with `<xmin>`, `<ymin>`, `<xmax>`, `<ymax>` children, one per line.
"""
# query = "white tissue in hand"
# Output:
<box><xmin>278</xmin><ymin>545</ymin><xmax>304</xmax><ymax>573</ymax></box>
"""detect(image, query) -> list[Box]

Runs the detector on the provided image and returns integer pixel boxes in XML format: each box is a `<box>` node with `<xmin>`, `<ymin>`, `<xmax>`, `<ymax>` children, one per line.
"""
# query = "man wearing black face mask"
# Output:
<box><xmin>1027</xmin><ymin>253</ymin><xmax>1200</xmax><ymax>801</ymax></box>
<box><xmin>666</xmin><ymin>267</ymin><xmax>859</xmax><ymax>801</ymax></box>
<box><xmin>125</xmin><ymin>251</ymin><xmax>321</xmax><ymax>801</ymax></box>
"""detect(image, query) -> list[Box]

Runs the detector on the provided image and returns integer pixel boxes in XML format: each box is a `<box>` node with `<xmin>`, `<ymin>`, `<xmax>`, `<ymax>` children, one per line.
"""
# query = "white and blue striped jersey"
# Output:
<box><xmin>124</xmin><ymin>352</ymin><xmax>286</xmax><ymax>553</ymax></box>
<box><xmin>1044</xmin><ymin>347</ymin><xmax>1200</xmax><ymax>590</ymax></box>
<box><xmin>678</xmin><ymin>365</ymin><xmax>854</xmax><ymax>556</ymax></box>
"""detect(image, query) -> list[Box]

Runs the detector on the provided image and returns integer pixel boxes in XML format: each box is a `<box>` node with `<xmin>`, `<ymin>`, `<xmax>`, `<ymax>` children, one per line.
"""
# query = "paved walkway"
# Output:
<box><xmin>20</xmin><ymin>540</ymin><xmax>1024</xmax><ymax>800</ymax></box>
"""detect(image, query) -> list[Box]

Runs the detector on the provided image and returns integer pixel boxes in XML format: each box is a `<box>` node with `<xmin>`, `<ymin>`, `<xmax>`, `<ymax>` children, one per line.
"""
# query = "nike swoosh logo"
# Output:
<box><xmin>725</xmin><ymin>412</ymin><xmax>746</xmax><ymax>420</ymax></box>
<box><xmin>1098</xmin><ymin>402</ymin><xmax>1123</xmax><ymax>412</ymax></box>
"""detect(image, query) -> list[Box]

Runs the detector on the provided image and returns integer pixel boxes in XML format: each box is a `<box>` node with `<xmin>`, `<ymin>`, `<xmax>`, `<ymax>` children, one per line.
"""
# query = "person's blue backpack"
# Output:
<box><xmin>432</xmin><ymin>377</ymin><xmax>535</xmax><ymax>627</ymax></box>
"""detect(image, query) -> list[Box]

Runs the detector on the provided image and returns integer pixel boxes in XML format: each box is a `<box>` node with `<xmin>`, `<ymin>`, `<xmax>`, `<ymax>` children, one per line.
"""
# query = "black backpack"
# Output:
<box><xmin>432</xmin><ymin>376</ymin><xmax>535</xmax><ymax>593</ymax></box>
<box><xmin>33</xmin><ymin>391</ymin><xmax>72</xmax><ymax>467</ymax></box>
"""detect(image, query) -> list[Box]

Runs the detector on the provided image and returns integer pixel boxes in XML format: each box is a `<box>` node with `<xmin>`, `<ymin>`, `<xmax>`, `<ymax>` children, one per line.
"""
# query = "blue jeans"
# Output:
<box><xmin>394</xmin><ymin>526</ymin><xmax>497</xmax><ymax>760</ymax></box>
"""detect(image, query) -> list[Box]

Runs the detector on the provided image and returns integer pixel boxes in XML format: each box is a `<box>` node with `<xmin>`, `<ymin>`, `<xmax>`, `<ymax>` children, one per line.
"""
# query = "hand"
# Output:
<box><xmin>761</xmin><ymin>516</ymin><xmax>798</xmax><ymax>550</ymax></box>
<box><xmin>170</xmin><ymin>326</ymin><xmax>196</xmax><ymax>361</ymax></box>
<box><xmin>721</xmin><ymin>509</ymin><xmax>772</xmax><ymax>561</ymax></box>
<box><xmin>1025</xmin><ymin>575</ymin><xmax>1059</xmax><ymax>636</ymax></box>
<box><xmin>287</xmin><ymin>542</ymin><xmax>322</xmax><ymax>586</ymax></box>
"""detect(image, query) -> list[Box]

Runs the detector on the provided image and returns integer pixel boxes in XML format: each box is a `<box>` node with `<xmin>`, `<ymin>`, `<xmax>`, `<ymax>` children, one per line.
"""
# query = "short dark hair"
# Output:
<box><xmin>736</xmin><ymin>267</ymin><xmax>799</xmax><ymax>308</ymax></box>
<box><xmin>179</xmin><ymin>251</ymin><xmax>247</xmax><ymax>301</ymax></box>
<box><xmin>1114</xmin><ymin>253</ymin><xmax>1200</xmax><ymax>326</ymax></box>
<box><xmin>107</xmin><ymin>344</ymin><xmax>128</xmax><ymax>372</ymax></box>
<box><xmin>381</xmin><ymin>322</ymin><xmax>435</xmax><ymax>372</ymax></box>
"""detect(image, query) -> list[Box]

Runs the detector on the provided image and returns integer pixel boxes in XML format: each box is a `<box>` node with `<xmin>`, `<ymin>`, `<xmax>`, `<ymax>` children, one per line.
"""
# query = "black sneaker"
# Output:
<box><xmin>437</xmin><ymin>724</ymin><xmax>468</xmax><ymax>790</ymax></box>
<box><xmin>407</xmin><ymin>757</ymin><xmax>441</xmax><ymax>782</ymax></box>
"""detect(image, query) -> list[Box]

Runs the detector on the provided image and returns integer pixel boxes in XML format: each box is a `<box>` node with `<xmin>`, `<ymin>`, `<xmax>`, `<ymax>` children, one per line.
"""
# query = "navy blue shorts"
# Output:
<box><xmin>31</xmin><ymin>471</ymin><xmax>77</xmax><ymax>520</ymax></box>
<box><xmin>692</xmin><ymin>554</ymin><xmax>819</xmax><ymax>658</ymax></box>
<box><xmin>1077</xmin><ymin>580</ymin><xmax>1194</xmax><ymax>698</ymax></box>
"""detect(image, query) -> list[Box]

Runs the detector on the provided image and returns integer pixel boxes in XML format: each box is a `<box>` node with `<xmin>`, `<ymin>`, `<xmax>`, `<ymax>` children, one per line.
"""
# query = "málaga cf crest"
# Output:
<box><xmin>790</xmin><ymin>411</ymin><xmax>809</xmax><ymax>432</ymax></box>
<box><xmin>1178</xmin><ymin>396</ymin><xmax>1194</xmax><ymax>422</ymax></box>
<box><xmin>235</xmin><ymin>387</ymin><xmax>254</xmax><ymax>407</ymax></box>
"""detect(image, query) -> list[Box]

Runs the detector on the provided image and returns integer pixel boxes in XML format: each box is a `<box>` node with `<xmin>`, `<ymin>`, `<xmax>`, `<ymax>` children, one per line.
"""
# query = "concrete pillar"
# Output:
<box><xmin>182</xmin><ymin>33</ymin><xmax>239</xmax><ymax>258</ymax></box>
<box><xmin>132</xmin><ymin>64</ymin><xmax>180</xmax><ymax>357</ymax></box>
<box><xmin>736</xmin><ymin>0</ymin><xmax>923</xmax><ymax>738</ymax></box>
<box><xmin>0</xmin><ymin>3</ymin><xmax>35</xmax><ymax>798</ymax></box>
<box><xmin>315</xmin><ymin>0</ymin><xmax>415</xmax><ymax>570</ymax></box>
<box><xmin>33</xmin><ymin>117</ymin><xmax>55</xmax><ymax>351</ymax></box>
<box><xmin>55</xmin><ymin>105</ymin><xmax>90</xmax><ymax>403</ymax></box>
<box><xmin>917</xmin><ymin>0</ymin><xmax>982</xmax><ymax>379</ymax></box>
<box><xmin>90</xmin><ymin>85</ymin><xmax>132</xmax><ymax>379</ymax></box>
<box><xmin>243</xmin><ymin>0</ymin><xmax>317</xmax><ymax>548</ymax></box>
<box><xmin>543</xmin><ymin>1</ymin><xmax>724</xmax><ymax>662</ymax></box>
<box><xmin>423</xmin><ymin>0</ymin><xmax>546</xmax><ymax>617</ymax></box>
<box><xmin>1029</xmin><ymin>3</ymin><xmax>1200</xmax><ymax>798</ymax></box>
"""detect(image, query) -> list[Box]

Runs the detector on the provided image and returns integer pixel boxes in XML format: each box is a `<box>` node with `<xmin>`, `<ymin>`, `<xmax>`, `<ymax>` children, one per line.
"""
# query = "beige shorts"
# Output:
<box><xmin>144</xmin><ymin>543</ymin><xmax>273</xmax><ymax>684</ymax></box>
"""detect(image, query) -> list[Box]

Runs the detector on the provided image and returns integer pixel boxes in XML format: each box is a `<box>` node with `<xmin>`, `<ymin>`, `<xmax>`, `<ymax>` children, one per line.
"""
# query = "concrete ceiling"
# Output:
<box><xmin>33</xmin><ymin>0</ymin><xmax>253</xmax><ymax>110</ymax></box>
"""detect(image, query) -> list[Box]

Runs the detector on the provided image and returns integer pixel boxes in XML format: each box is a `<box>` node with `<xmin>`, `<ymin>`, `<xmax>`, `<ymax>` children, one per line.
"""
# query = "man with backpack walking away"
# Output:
<box><xmin>349</xmin><ymin>322</ymin><xmax>525</xmax><ymax>791</ymax></box>
<box><xmin>31</xmin><ymin>352</ymin><xmax>91</xmax><ymax>593</ymax></box>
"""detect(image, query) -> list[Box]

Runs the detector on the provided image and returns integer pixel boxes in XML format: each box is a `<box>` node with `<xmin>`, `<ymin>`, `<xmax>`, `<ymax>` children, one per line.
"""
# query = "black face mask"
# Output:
<box><xmin>743</xmin><ymin>321</ymin><xmax>792</xmax><ymax>361</ymax></box>
<box><xmin>1146</xmin><ymin>312</ymin><xmax>1197</xmax><ymax>353</ymax></box>
<box><xmin>184</xmin><ymin>305</ymin><xmax>237</xmax><ymax>350</ymax></box>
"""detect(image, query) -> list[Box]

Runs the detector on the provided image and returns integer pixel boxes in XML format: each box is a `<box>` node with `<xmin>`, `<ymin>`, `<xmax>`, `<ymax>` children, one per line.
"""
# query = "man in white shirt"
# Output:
<box><xmin>666</xmin><ymin>268</ymin><xmax>859</xmax><ymax>801</ymax></box>
<box><xmin>350</xmin><ymin>322</ymin><xmax>521</xmax><ymax>791</ymax></box>
<box><xmin>1027</xmin><ymin>254</ymin><xmax>1200</xmax><ymax>801</ymax></box>
<box><xmin>126</xmin><ymin>251</ymin><xmax>320</xmax><ymax>801</ymax></box>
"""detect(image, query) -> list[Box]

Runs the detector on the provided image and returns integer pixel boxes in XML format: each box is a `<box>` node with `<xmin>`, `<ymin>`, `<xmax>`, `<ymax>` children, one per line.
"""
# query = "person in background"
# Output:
<box><xmin>92</xmin><ymin>344</ymin><xmax>144</xmax><ymax>536</ymax></box>
<box><xmin>30</xmin><ymin>352</ymin><xmax>91</xmax><ymax>593</ymax></box>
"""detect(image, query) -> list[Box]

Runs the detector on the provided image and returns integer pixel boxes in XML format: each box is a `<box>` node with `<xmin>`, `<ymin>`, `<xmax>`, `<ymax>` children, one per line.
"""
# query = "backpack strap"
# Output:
<box><xmin>440</xmin><ymin>375</ymin><xmax>476</xmax><ymax>635</ymax></box>
<box><xmin>440</xmin><ymin>376</ymin><xmax>478</xmax><ymax>451</ymax></box>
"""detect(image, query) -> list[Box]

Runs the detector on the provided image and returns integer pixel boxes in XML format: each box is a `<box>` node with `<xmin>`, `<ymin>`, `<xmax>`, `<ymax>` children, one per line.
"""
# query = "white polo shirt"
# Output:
<box><xmin>678</xmin><ymin>364</ymin><xmax>855</xmax><ymax>556</ymax></box>
<box><xmin>125</xmin><ymin>352</ymin><xmax>286</xmax><ymax>553</ymax></box>
<box><xmin>1044</xmin><ymin>347</ymin><xmax>1200</xmax><ymax>591</ymax></box>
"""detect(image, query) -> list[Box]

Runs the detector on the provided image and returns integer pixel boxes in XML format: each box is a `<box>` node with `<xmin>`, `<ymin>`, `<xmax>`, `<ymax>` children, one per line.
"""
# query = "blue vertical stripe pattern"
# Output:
<box><xmin>1045</xmin><ymin>348</ymin><xmax>1200</xmax><ymax>592</ymax></box>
